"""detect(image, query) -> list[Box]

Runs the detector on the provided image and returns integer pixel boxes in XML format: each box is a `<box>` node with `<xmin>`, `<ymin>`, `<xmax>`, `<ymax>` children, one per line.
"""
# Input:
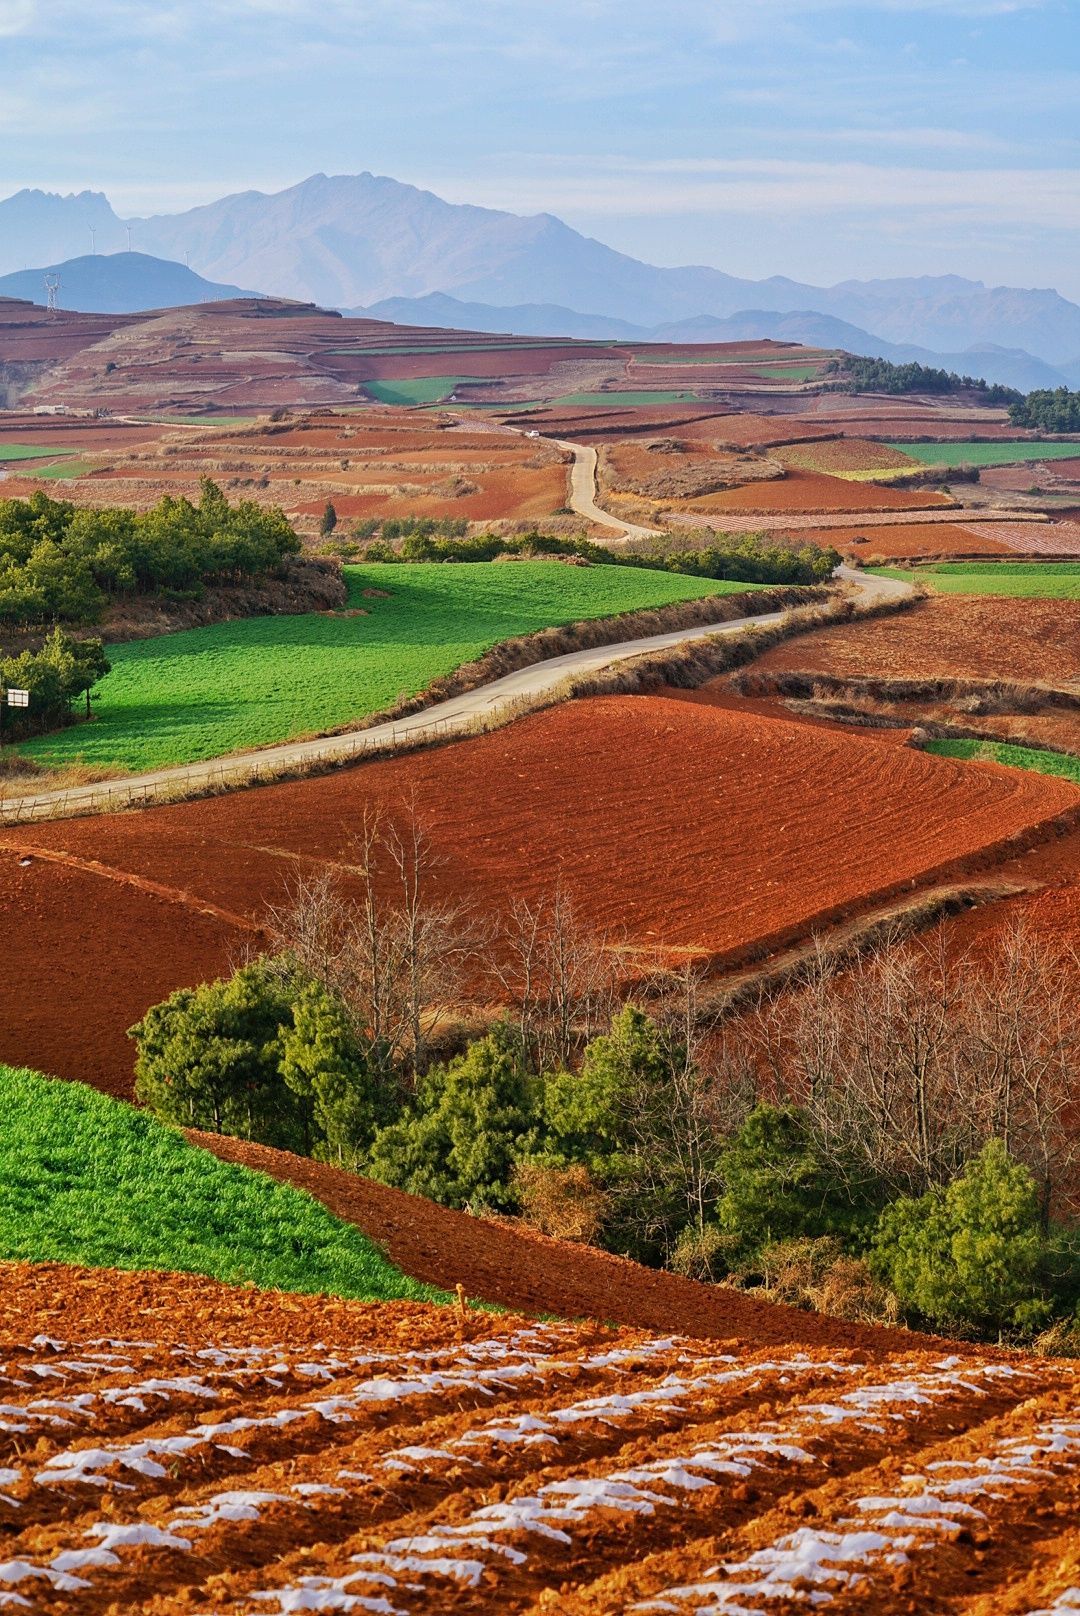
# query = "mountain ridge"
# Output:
<box><xmin>3</xmin><ymin>173</ymin><xmax>1080</xmax><ymax>376</ymax></box>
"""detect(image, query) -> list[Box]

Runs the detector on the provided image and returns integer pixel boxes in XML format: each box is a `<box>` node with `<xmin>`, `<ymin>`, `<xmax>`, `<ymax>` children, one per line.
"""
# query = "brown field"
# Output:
<box><xmin>675</xmin><ymin>466</ymin><xmax>949</xmax><ymax>515</ymax></box>
<box><xmin>2</xmin><ymin>694</ymin><xmax>1076</xmax><ymax>1098</ymax></box>
<box><xmin>0</xmin><ymin>1260</ymin><xmax>1076</xmax><ymax>1616</ymax></box>
<box><xmin>774</xmin><ymin>437</ymin><xmax>917</xmax><ymax>474</ymax></box>
<box><xmin>748</xmin><ymin>595</ymin><xmax>1080</xmax><ymax>685</ymax></box>
<box><xmin>599</xmin><ymin>437</ymin><xmax>783</xmax><ymax>500</ymax></box>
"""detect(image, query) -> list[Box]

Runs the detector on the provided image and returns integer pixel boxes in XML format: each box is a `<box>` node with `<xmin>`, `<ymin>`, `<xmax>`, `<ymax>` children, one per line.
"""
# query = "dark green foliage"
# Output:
<box><xmin>715</xmin><ymin>1105</ymin><xmax>874</xmax><ymax>1257</ymax></box>
<box><xmin>367</xmin><ymin>1026</ymin><xmax>538</xmax><ymax>1211</ymax></box>
<box><xmin>131</xmin><ymin>956</ymin><xmax>388</xmax><ymax>1162</ymax></box>
<box><xmin>0</xmin><ymin>480</ymin><xmax>299</xmax><ymax>628</ymax></box>
<box><xmin>280</xmin><ymin>980</ymin><xmax>395</xmax><ymax>1166</ymax></box>
<box><xmin>871</xmin><ymin>1140</ymin><xmax>1051</xmax><ymax>1334</ymax></box>
<box><xmin>360</xmin><ymin>525</ymin><xmax>836</xmax><ymax>587</ymax></box>
<box><xmin>827</xmin><ymin>354</ymin><xmax>1021</xmax><ymax>406</ymax></box>
<box><xmin>1009</xmin><ymin>387</ymin><xmax>1080</xmax><ymax>432</ymax></box>
<box><xmin>319</xmin><ymin>500</ymin><xmax>338</xmax><ymax>536</ymax></box>
<box><xmin>0</xmin><ymin>628</ymin><xmax>110</xmax><ymax>738</ymax></box>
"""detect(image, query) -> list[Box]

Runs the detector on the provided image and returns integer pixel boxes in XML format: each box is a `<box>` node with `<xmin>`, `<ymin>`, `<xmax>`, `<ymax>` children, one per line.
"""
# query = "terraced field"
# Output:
<box><xmin>0</xmin><ymin>1268</ymin><xmax>1075</xmax><ymax>1614</ymax></box>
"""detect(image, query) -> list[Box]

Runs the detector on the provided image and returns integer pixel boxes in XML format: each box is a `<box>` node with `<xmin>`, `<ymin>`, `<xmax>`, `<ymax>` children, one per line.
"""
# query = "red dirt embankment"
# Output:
<box><xmin>2</xmin><ymin>695</ymin><xmax>1077</xmax><ymax>1098</ymax></box>
<box><xmin>188</xmin><ymin>1131</ymin><xmax>959</xmax><ymax>1355</ymax></box>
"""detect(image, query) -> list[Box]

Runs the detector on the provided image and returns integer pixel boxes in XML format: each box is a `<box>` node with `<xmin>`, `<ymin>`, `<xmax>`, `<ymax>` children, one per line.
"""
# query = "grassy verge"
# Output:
<box><xmin>923</xmin><ymin>737</ymin><xmax>1080</xmax><ymax>786</ymax></box>
<box><xmin>868</xmin><ymin>562</ymin><xmax>1080</xmax><ymax>599</ymax></box>
<box><xmin>17</xmin><ymin>561</ymin><xmax>758</xmax><ymax>774</ymax></box>
<box><xmin>0</xmin><ymin>1064</ymin><xmax>445</xmax><ymax>1302</ymax></box>
<box><xmin>888</xmin><ymin>440</ymin><xmax>1080</xmax><ymax>468</ymax></box>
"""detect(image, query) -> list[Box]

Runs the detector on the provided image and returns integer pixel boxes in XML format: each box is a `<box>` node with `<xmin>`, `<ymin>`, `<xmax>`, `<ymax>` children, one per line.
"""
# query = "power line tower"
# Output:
<box><xmin>44</xmin><ymin>273</ymin><xmax>61</xmax><ymax>317</ymax></box>
<box><xmin>89</xmin><ymin>224</ymin><xmax>97</xmax><ymax>255</ymax></box>
<box><xmin>126</xmin><ymin>224</ymin><xmax>134</xmax><ymax>253</ymax></box>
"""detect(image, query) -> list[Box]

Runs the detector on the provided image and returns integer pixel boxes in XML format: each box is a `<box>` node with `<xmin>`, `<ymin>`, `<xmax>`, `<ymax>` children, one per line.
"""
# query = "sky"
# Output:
<box><xmin>0</xmin><ymin>0</ymin><xmax>1077</xmax><ymax>295</ymax></box>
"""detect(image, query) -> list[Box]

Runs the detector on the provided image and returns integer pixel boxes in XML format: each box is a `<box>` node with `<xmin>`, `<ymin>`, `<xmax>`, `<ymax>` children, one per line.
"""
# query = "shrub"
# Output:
<box><xmin>715</xmin><ymin>1105</ymin><xmax>873</xmax><ymax>1256</ymax></box>
<box><xmin>872</xmin><ymin>1140</ymin><xmax>1050</xmax><ymax>1335</ymax></box>
<box><xmin>513</xmin><ymin>1161</ymin><xmax>610</xmax><ymax>1244</ymax></box>
<box><xmin>669</xmin><ymin>1223</ymin><xmax>743</xmax><ymax>1284</ymax></box>
<box><xmin>366</xmin><ymin>1026</ymin><xmax>539</xmax><ymax>1212</ymax></box>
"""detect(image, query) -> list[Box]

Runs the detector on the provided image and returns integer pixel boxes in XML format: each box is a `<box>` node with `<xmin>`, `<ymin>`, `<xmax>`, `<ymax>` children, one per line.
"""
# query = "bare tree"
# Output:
<box><xmin>265</xmin><ymin>802</ymin><xmax>482</xmax><ymax>1077</ymax></box>
<box><xmin>493</xmin><ymin>885</ymin><xmax>619</xmax><ymax>1068</ymax></box>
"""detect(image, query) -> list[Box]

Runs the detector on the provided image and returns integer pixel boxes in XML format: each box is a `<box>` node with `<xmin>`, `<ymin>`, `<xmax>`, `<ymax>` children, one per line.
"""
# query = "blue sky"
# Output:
<box><xmin>0</xmin><ymin>0</ymin><xmax>1077</xmax><ymax>294</ymax></box>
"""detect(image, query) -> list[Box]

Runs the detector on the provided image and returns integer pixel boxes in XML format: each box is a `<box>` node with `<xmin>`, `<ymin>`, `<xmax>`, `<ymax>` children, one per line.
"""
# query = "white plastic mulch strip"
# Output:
<box><xmin>244</xmin><ymin>1357</ymin><xmax>1031</xmax><ymax>1614</ymax></box>
<box><xmin>634</xmin><ymin>1415</ymin><xmax>1080</xmax><ymax>1612</ymax></box>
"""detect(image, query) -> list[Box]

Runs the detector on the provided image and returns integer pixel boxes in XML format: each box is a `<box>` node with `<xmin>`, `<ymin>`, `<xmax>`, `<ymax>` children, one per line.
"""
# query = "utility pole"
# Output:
<box><xmin>89</xmin><ymin>224</ymin><xmax>97</xmax><ymax>255</ymax></box>
<box><xmin>126</xmin><ymin>224</ymin><xmax>134</xmax><ymax>253</ymax></box>
<box><xmin>44</xmin><ymin>274</ymin><xmax>61</xmax><ymax>317</ymax></box>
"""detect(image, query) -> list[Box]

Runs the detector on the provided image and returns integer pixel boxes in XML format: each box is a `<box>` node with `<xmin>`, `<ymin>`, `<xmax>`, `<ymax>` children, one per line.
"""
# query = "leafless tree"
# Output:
<box><xmin>265</xmin><ymin>801</ymin><xmax>482</xmax><ymax>1076</ymax></box>
<box><xmin>493</xmin><ymin>884</ymin><xmax>619</xmax><ymax>1068</ymax></box>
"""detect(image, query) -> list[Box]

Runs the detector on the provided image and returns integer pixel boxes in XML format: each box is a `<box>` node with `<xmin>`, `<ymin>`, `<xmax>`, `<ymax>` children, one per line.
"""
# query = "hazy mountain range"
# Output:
<box><xmin>2</xmin><ymin>173</ymin><xmax>1080</xmax><ymax>390</ymax></box>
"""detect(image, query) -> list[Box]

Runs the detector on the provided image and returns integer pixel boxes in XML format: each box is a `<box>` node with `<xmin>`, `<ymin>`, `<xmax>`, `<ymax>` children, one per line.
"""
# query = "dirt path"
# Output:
<box><xmin>553</xmin><ymin>437</ymin><xmax>664</xmax><ymax>541</ymax></box>
<box><xmin>191</xmin><ymin>1131</ymin><xmax>961</xmax><ymax>1356</ymax></box>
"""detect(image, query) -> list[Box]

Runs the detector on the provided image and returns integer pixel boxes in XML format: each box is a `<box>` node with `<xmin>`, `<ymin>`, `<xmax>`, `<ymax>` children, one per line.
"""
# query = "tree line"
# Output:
<box><xmin>826</xmin><ymin>355</ymin><xmax>1021</xmax><ymax>406</ymax></box>
<box><xmin>0</xmin><ymin>480</ymin><xmax>300</xmax><ymax>629</ymax></box>
<box><xmin>1008</xmin><ymin>387</ymin><xmax>1080</xmax><ymax>433</ymax></box>
<box><xmin>131</xmin><ymin>808</ymin><xmax>1080</xmax><ymax>1346</ymax></box>
<box><xmin>326</xmin><ymin>523</ymin><xmax>838</xmax><ymax>588</ymax></box>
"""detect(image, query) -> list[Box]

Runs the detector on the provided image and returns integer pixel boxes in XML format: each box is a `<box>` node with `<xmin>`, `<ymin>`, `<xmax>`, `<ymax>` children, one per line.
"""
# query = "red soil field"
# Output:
<box><xmin>749</xmin><ymin>594</ymin><xmax>1080</xmax><ymax>685</ymax></box>
<box><xmin>820</xmin><ymin>520</ymin><xmax>1014</xmax><ymax>559</ymax></box>
<box><xmin>678</xmin><ymin>466</ymin><xmax>948</xmax><ymax>515</ymax></box>
<box><xmin>2</xmin><ymin>696</ymin><xmax>1076</xmax><ymax>1098</ymax></box>
<box><xmin>0</xmin><ymin>1260</ymin><xmax>1073</xmax><ymax>1615</ymax></box>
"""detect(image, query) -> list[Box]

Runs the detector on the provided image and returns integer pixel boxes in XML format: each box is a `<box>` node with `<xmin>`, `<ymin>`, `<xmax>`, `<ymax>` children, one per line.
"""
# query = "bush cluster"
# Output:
<box><xmin>0</xmin><ymin>628</ymin><xmax>110</xmax><ymax>739</ymax></box>
<box><xmin>0</xmin><ymin>480</ymin><xmax>300</xmax><ymax>629</ymax></box>
<box><xmin>132</xmin><ymin>959</ymin><xmax>1080</xmax><ymax>1343</ymax></box>
<box><xmin>345</xmin><ymin>525</ymin><xmax>837</xmax><ymax>588</ymax></box>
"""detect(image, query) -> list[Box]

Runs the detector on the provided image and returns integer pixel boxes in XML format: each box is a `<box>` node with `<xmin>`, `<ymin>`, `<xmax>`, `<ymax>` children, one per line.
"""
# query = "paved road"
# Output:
<box><xmin>554</xmin><ymin>439</ymin><xmax>662</xmax><ymax>542</ymax></box>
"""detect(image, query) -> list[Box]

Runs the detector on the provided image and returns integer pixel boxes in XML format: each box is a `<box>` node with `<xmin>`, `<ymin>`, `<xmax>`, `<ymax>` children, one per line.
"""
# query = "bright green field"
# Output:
<box><xmin>869</xmin><ymin>562</ymin><xmax>1080</xmax><ymax>599</ymax></box>
<box><xmin>0</xmin><ymin>1064</ymin><xmax>444</xmax><ymax>1301</ymax></box>
<box><xmin>0</xmin><ymin>442</ymin><xmax>78</xmax><ymax>461</ymax></box>
<box><xmin>747</xmin><ymin>363</ymin><xmax>823</xmax><ymax>382</ymax></box>
<box><xmin>887</xmin><ymin>440</ymin><xmax>1080</xmax><ymax>469</ymax></box>
<box><xmin>924</xmin><ymin>738</ymin><xmax>1080</xmax><ymax>787</ymax></box>
<box><xmin>551</xmin><ymin>390</ymin><xmax>700</xmax><ymax>406</ymax></box>
<box><xmin>19</xmin><ymin>459</ymin><xmax>94</xmax><ymax>480</ymax></box>
<box><xmin>20</xmin><ymin>561</ymin><xmax>756</xmax><ymax>773</ymax></box>
<box><xmin>364</xmin><ymin>376</ymin><xmax>479</xmax><ymax>405</ymax></box>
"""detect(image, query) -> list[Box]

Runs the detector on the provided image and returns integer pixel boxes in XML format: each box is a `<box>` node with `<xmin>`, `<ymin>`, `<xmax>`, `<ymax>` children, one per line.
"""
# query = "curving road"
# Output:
<box><xmin>0</xmin><ymin>439</ymin><xmax>913</xmax><ymax>824</ymax></box>
<box><xmin>553</xmin><ymin>439</ymin><xmax>662</xmax><ymax>542</ymax></box>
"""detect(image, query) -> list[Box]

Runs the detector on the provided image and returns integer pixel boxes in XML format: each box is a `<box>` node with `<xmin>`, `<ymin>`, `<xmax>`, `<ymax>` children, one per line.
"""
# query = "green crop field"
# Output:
<box><xmin>924</xmin><ymin>738</ymin><xmax>1080</xmax><ymax>787</ymax></box>
<box><xmin>887</xmin><ymin>440</ymin><xmax>1080</xmax><ymax>469</ymax></box>
<box><xmin>0</xmin><ymin>442</ymin><xmax>78</xmax><ymax>462</ymax></box>
<box><xmin>363</xmin><ymin>376</ymin><xmax>484</xmax><ymax>405</ymax></box>
<box><xmin>0</xmin><ymin>1064</ymin><xmax>444</xmax><ymax>1300</ymax></box>
<box><xmin>746</xmin><ymin>363</ymin><xmax>824</xmax><ymax>381</ymax></box>
<box><xmin>19</xmin><ymin>560</ymin><xmax>756</xmax><ymax>773</ymax></box>
<box><xmin>19</xmin><ymin>458</ymin><xmax>95</xmax><ymax>480</ymax></box>
<box><xmin>551</xmin><ymin>390</ymin><xmax>701</xmax><ymax>406</ymax></box>
<box><xmin>869</xmin><ymin>561</ymin><xmax>1080</xmax><ymax>599</ymax></box>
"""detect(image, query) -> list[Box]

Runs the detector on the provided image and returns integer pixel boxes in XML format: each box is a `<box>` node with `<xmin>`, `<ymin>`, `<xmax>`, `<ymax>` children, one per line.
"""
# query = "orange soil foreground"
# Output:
<box><xmin>0</xmin><ymin>1260</ymin><xmax>1076</xmax><ymax>1614</ymax></box>
<box><xmin>2</xmin><ymin>695</ymin><xmax>1078</xmax><ymax>1098</ymax></box>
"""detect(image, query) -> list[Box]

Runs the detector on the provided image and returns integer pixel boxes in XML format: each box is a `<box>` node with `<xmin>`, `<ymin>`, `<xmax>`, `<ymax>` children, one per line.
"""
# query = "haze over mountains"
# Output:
<box><xmin>3</xmin><ymin>172</ymin><xmax>1080</xmax><ymax>390</ymax></box>
<box><xmin>0</xmin><ymin>253</ymin><xmax>253</xmax><ymax>314</ymax></box>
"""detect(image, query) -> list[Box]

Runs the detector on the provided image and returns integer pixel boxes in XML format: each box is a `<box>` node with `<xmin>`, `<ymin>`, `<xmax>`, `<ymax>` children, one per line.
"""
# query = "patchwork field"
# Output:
<box><xmin>15</xmin><ymin>562</ymin><xmax>753</xmax><ymax>774</ymax></box>
<box><xmin>873</xmin><ymin>560</ymin><xmax>1080</xmax><ymax>598</ymax></box>
<box><xmin>3</xmin><ymin>693</ymin><xmax>1077</xmax><ymax>1098</ymax></box>
<box><xmin>0</xmin><ymin>1261</ymin><xmax>1075</xmax><ymax>1615</ymax></box>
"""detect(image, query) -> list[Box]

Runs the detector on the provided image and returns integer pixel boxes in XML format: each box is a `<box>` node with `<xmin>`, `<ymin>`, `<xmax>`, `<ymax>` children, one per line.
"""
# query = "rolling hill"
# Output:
<box><xmin>0</xmin><ymin>251</ymin><xmax>259</xmax><ymax>314</ymax></box>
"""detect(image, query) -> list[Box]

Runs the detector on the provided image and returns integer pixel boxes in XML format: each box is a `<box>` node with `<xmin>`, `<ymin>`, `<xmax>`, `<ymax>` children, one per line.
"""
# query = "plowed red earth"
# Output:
<box><xmin>749</xmin><ymin>595</ymin><xmax>1080</xmax><ymax>685</ymax></box>
<box><xmin>808</xmin><ymin>521</ymin><xmax>1013</xmax><ymax>559</ymax></box>
<box><xmin>2</xmin><ymin>697</ymin><xmax>1077</xmax><ymax>1098</ymax></box>
<box><xmin>0</xmin><ymin>1262</ymin><xmax>1074</xmax><ymax>1615</ymax></box>
<box><xmin>679</xmin><ymin>468</ymin><xmax>947</xmax><ymax>515</ymax></box>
